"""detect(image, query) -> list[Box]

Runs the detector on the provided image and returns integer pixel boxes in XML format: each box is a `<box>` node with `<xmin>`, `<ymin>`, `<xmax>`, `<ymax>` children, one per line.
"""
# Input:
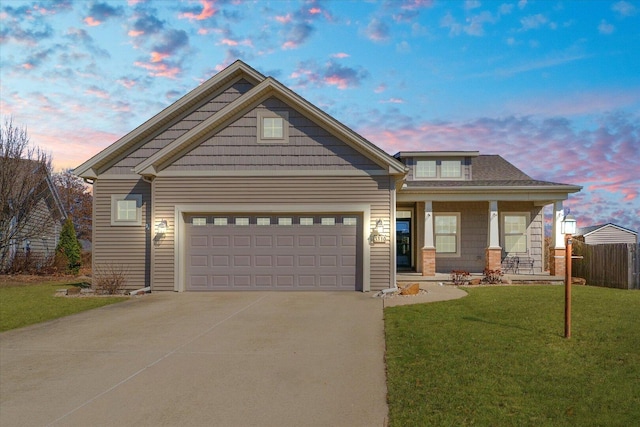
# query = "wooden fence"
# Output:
<box><xmin>572</xmin><ymin>240</ymin><xmax>639</xmax><ymax>290</ymax></box>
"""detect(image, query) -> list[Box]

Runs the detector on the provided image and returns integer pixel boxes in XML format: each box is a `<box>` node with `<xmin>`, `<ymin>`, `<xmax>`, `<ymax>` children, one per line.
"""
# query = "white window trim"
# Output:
<box><xmin>111</xmin><ymin>194</ymin><xmax>142</xmax><ymax>226</ymax></box>
<box><xmin>501</xmin><ymin>212</ymin><xmax>530</xmax><ymax>254</ymax></box>
<box><xmin>257</xmin><ymin>110</ymin><xmax>289</xmax><ymax>144</ymax></box>
<box><xmin>434</xmin><ymin>212</ymin><xmax>461</xmax><ymax>258</ymax></box>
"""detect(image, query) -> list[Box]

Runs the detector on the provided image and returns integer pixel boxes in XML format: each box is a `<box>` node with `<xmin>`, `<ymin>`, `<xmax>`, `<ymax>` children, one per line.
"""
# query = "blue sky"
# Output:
<box><xmin>1</xmin><ymin>0</ymin><xmax>639</xmax><ymax>232</ymax></box>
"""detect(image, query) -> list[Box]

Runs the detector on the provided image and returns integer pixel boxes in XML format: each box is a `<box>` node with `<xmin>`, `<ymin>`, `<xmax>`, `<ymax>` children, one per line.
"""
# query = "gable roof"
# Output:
<box><xmin>75</xmin><ymin>60</ymin><xmax>406</xmax><ymax>178</ymax></box>
<box><xmin>576</xmin><ymin>223</ymin><xmax>638</xmax><ymax>237</ymax></box>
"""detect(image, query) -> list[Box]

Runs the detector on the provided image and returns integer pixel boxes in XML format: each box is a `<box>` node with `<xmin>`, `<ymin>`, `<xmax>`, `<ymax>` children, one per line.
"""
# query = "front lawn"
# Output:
<box><xmin>0</xmin><ymin>277</ymin><xmax>126</xmax><ymax>332</ymax></box>
<box><xmin>385</xmin><ymin>286</ymin><xmax>640</xmax><ymax>426</ymax></box>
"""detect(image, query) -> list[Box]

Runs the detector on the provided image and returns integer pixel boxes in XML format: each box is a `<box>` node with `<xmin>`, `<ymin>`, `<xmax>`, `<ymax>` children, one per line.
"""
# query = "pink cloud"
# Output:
<box><xmin>150</xmin><ymin>51</ymin><xmax>169</xmax><ymax>62</ymax></box>
<box><xmin>85</xmin><ymin>87</ymin><xmax>110</xmax><ymax>99</ymax></box>
<box><xmin>128</xmin><ymin>30</ymin><xmax>144</xmax><ymax>37</ymax></box>
<box><xmin>309</xmin><ymin>8</ymin><xmax>321</xmax><ymax>15</ymax></box>
<box><xmin>84</xmin><ymin>17</ymin><xmax>101</xmax><ymax>27</ymax></box>
<box><xmin>117</xmin><ymin>78</ymin><xmax>137</xmax><ymax>89</ymax></box>
<box><xmin>276</xmin><ymin>14</ymin><xmax>293</xmax><ymax>24</ymax></box>
<box><xmin>374</xmin><ymin>84</ymin><xmax>387</xmax><ymax>93</ymax></box>
<box><xmin>331</xmin><ymin>52</ymin><xmax>350</xmax><ymax>58</ymax></box>
<box><xmin>179</xmin><ymin>0</ymin><xmax>217</xmax><ymax>21</ymax></box>
<box><xmin>282</xmin><ymin>40</ymin><xmax>298</xmax><ymax>50</ymax></box>
<box><xmin>134</xmin><ymin>61</ymin><xmax>181</xmax><ymax>78</ymax></box>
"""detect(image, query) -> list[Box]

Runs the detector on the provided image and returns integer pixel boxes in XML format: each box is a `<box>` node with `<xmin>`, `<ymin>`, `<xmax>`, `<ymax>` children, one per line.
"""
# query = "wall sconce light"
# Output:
<box><xmin>371</xmin><ymin>219</ymin><xmax>386</xmax><ymax>243</ymax></box>
<box><xmin>155</xmin><ymin>219</ymin><xmax>168</xmax><ymax>235</ymax></box>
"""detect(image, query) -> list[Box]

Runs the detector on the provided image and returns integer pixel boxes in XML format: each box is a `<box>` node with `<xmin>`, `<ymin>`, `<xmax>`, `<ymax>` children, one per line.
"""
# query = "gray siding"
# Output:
<box><xmin>152</xmin><ymin>176</ymin><xmax>392</xmax><ymax>292</ymax></box>
<box><xmin>425</xmin><ymin>201</ymin><xmax>543</xmax><ymax>274</ymax></box>
<box><xmin>499</xmin><ymin>201</ymin><xmax>544</xmax><ymax>273</ymax></box>
<box><xmin>93</xmin><ymin>178</ymin><xmax>151</xmax><ymax>290</ymax></box>
<box><xmin>584</xmin><ymin>227</ymin><xmax>637</xmax><ymax>245</ymax></box>
<box><xmin>433</xmin><ymin>202</ymin><xmax>487</xmax><ymax>273</ymax></box>
<box><xmin>166</xmin><ymin>97</ymin><xmax>383</xmax><ymax>172</ymax></box>
<box><xmin>104</xmin><ymin>79</ymin><xmax>255</xmax><ymax>174</ymax></box>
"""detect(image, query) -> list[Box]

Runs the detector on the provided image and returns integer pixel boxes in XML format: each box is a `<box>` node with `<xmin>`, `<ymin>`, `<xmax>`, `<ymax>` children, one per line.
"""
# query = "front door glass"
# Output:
<box><xmin>396</xmin><ymin>218</ymin><xmax>411</xmax><ymax>269</ymax></box>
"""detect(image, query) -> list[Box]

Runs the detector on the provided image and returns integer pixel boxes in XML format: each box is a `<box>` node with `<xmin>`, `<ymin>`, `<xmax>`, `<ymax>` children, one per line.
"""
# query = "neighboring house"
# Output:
<box><xmin>575</xmin><ymin>223</ymin><xmax>638</xmax><ymax>245</ymax></box>
<box><xmin>0</xmin><ymin>160</ymin><xmax>67</xmax><ymax>269</ymax></box>
<box><xmin>73</xmin><ymin>60</ymin><xmax>581</xmax><ymax>292</ymax></box>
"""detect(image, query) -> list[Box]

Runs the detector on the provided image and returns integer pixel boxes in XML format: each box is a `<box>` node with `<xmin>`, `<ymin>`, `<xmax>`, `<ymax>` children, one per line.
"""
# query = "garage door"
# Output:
<box><xmin>185</xmin><ymin>214</ymin><xmax>361</xmax><ymax>291</ymax></box>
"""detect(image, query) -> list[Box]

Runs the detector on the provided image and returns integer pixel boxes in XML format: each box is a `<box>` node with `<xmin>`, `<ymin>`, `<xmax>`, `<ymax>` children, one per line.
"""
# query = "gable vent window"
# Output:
<box><xmin>258</xmin><ymin>111</ymin><xmax>289</xmax><ymax>143</ymax></box>
<box><xmin>111</xmin><ymin>194</ymin><xmax>142</xmax><ymax>226</ymax></box>
<box><xmin>263</xmin><ymin>118</ymin><xmax>283</xmax><ymax>138</ymax></box>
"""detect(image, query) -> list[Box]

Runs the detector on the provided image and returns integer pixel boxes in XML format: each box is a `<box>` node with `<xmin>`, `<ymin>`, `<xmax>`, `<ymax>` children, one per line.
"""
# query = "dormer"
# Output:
<box><xmin>394</xmin><ymin>151</ymin><xmax>479</xmax><ymax>181</ymax></box>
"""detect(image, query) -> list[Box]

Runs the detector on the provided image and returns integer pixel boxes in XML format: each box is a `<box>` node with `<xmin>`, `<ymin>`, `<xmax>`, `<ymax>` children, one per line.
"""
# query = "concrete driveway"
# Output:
<box><xmin>0</xmin><ymin>292</ymin><xmax>387</xmax><ymax>427</ymax></box>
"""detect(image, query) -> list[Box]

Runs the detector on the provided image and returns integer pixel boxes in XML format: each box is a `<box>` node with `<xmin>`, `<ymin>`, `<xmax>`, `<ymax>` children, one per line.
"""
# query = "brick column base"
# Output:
<box><xmin>422</xmin><ymin>247</ymin><xmax>436</xmax><ymax>276</ymax></box>
<box><xmin>485</xmin><ymin>248</ymin><xmax>502</xmax><ymax>271</ymax></box>
<box><xmin>550</xmin><ymin>248</ymin><xmax>565</xmax><ymax>276</ymax></box>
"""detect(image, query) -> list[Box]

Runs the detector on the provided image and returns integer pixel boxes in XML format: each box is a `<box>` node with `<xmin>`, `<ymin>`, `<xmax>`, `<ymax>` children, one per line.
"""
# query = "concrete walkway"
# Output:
<box><xmin>0</xmin><ymin>292</ymin><xmax>388</xmax><ymax>427</ymax></box>
<box><xmin>382</xmin><ymin>282</ymin><xmax>468</xmax><ymax>308</ymax></box>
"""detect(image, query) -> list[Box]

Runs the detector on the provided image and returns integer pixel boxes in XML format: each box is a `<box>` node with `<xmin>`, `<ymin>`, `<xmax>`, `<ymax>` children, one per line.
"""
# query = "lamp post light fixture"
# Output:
<box><xmin>561</xmin><ymin>212</ymin><xmax>577</xmax><ymax>339</ymax></box>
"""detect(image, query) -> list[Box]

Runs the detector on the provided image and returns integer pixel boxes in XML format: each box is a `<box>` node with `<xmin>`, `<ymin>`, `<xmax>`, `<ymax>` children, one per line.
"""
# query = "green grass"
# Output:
<box><xmin>0</xmin><ymin>280</ymin><xmax>126</xmax><ymax>332</ymax></box>
<box><xmin>385</xmin><ymin>286</ymin><xmax>640</xmax><ymax>427</ymax></box>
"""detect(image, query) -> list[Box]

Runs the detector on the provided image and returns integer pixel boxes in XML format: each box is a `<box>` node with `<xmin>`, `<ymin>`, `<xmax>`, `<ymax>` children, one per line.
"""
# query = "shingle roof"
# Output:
<box><xmin>403</xmin><ymin>155</ymin><xmax>576</xmax><ymax>189</ymax></box>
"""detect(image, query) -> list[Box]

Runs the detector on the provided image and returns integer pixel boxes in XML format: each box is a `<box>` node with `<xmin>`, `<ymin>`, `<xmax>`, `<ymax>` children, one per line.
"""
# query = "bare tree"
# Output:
<box><xmin>0</xmin><ymin>117</ymin><xmax>58</xmax><ymax>270</ymax></box>
<box><xmin>53</xmin><ymin>169</ymin><xmax>92</xmax><ymax>241</ymax></box>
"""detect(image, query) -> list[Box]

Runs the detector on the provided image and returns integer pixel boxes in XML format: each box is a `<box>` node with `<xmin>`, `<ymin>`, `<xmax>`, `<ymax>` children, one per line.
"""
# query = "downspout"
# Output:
<box><xmin>384</xmin><ymin>174</ymin><xmax>399</xmax><ymax>294</ymax></box>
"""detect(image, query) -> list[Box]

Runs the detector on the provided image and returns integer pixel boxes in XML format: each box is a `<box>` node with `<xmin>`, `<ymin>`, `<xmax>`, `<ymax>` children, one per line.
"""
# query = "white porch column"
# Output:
<box><xmin>550</xmin><ymin>200</ymin><xmax>566</xmax><ymax>276</ymax></box>
<box><xmin>553</xmin><ymin>201</ymin><xmax>565</xmax><ymax>249</ymax></box>
<box><xmin>422</xmin><ymin>201</ymin><xmax>436</xmax><ymax>276</ymax></box>
<box><xmin>424</xmin><ymin>201</ymin><xmax>434</xmax><ymax>248</ymax></box>
<box><xmin>488</xmin><ymin>201</ymin><xmax>500</xmax><ymax>249</ymax></box>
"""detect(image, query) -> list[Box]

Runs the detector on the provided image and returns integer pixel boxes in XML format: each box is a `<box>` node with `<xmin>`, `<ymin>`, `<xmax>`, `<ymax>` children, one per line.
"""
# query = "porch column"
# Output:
<box><xmin>550</xmin><ymin>201</ymin><xmax>566</xmax><ymax>276</ymax></box>
<box><xmin>422</xmin><ymin>201</ymin><xmax>436</xmax><ymax>276</ymax></box>
<box><xmin>486</xmin><ymin>201</ymin><xmax>502</xmax><ymax>271</ymax></box>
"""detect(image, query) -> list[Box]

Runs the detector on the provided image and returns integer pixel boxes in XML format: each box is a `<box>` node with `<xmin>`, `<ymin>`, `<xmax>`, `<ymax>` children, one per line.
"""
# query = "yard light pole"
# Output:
<box><xmin>561</xmin><ymin>212</ymin><xmax>577</xmax><ymax>339</ymax></box>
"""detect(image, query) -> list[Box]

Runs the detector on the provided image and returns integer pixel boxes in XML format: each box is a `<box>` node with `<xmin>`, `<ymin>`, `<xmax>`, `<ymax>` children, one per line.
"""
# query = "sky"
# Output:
<box><xmin>1</xmin><ymin>0</ymin><xmax>639</xmax><ymax>233</ymax></box>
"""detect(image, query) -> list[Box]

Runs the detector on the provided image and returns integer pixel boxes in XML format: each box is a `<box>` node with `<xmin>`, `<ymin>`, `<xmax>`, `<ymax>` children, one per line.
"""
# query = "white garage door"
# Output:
<box><xmin>185</xmin><ymin>214</ymin><xmax>361</xmax><ymax>291</ymax></box>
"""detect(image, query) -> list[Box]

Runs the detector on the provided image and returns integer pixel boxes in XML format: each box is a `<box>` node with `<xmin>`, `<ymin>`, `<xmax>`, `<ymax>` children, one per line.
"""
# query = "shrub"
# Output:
<box><xmin>93</xmin><ymin>263</ymin><xmax>128</xmax><ymax>295</ymax></box>
<box><xmin>450</xmin><ymin>270</ymin><xmax>470</xmax><ymax>286</ymax></box>
<box><xmin>55</xmin><ymin>218</ymin><xmax>82</xmax><ymax>274</ymax></box>
<box><xmin>482</xmin><ymin>268</ymin><xmax>504</xmax><ymax>284</ymax></box>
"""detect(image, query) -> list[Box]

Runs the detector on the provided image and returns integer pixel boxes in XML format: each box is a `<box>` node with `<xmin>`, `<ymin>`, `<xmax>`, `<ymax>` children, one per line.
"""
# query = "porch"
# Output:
<box><xmin>397</xmin><ymin>272</ymin><xmax>564</xmax><ymax>285</ymax></box>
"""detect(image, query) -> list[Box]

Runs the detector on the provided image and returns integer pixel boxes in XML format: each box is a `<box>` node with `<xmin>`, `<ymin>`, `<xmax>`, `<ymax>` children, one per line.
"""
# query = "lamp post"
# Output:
<box><xmin>561</xmin><ymin>212</ymin><xmax>577</xmax><ymax>339</ymax></box>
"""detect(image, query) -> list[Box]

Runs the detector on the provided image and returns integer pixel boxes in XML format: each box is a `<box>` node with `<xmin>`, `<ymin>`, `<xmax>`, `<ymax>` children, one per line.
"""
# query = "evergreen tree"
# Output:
<box><xmin>56</xmin><ymin>217</ymin><xmax>82</xmax><ymax>274</ymax></box>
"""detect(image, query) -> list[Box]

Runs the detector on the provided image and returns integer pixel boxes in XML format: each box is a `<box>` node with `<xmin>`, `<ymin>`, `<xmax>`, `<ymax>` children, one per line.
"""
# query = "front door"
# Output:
<box><xmin>396</xmin><ymin>218</ymin><xmax>411</xmax><ymax>269</ymax></box>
